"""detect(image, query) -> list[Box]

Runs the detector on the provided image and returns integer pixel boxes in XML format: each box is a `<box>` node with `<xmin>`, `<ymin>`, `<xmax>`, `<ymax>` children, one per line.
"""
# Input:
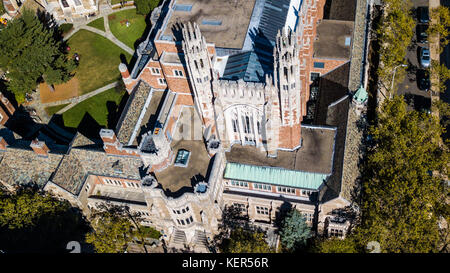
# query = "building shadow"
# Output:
<box><xmin>76</xmin><ymin>112</ymin><xmax>103</xmax><ymax>140</ymax></box>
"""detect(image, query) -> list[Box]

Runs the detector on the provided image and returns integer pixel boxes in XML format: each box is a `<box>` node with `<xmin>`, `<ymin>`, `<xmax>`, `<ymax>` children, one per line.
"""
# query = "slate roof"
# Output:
<box><xmin>0</xmin><ymin>127</ymin><xmax>65</xmax><ymax>188</ymax></box>
<box><xmin>0</xmin><ymin>148</ymin><xmax>63</xmax><ymax>188</ymax></box>
<box><xmin>51</xmin><ymin>148</ymin><xmax>144</xmax><ymax>195</ymax></box>
<box><xmin>115</xmin><ymin>81</ymin><xmax>152</xmax><ymax>145</ymax></box>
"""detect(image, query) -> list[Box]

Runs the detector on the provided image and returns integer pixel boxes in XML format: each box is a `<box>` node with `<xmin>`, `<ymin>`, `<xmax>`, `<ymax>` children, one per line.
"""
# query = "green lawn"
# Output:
<box><xmin>68</xmin><ymin>29</ymin><xmax>131</xmax><ymax>95</ymax></box>
<box><xmin>62</xmin><ymin>88</ymin><xmax>125</xmax><ymax>128</ymax></box>
<box><xmin>87</xmin><ymin>17</ymin><xmax>105</xmax><ymax>32</ymax></box>
<box><xmin>44</xmin><ymin>104</ymin><xmax>69</xmax><ymax>116</ymax></box>
<box><xmin>108</xmin><ymin>9</ymin><xmax>147</xmax><ymax>49</ymax></box>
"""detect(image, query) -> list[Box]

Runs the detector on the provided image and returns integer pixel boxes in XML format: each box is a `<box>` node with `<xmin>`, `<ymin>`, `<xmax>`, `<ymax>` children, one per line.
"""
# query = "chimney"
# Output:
<box><xmin>0</xmin><ymin>93</ymin><xmax>15</xmax><ymax>116</ymax></box>
<box><xmin>0</xmin><ymin>137</ymin><xmax>8</xmax><ymax>151</ymax></box>
<box><xmin>30</xmin><ymin>139</ymin><xmax>49</xmax><ymax>157</ymax></box>
<box><xmin>100</xmin><ymin>129</ymin><xmax>118</xmax><ymax>144</ymax></box>
<box><xmin>119</xmin><ymin>63</ymin><xmax>133</xmax><ymax>94</ymax></box>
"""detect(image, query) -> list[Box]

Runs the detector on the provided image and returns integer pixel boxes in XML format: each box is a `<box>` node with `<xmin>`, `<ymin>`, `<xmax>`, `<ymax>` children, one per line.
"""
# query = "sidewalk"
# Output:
<box><xmin>429</xmin><ymin>0</ymin><xmax>440</xmax><ymax>118</ymax></box>
<box><xmin>63</xmin><ymin>6</ymin><xmax>135</xmax><ymax>55</ymax></box>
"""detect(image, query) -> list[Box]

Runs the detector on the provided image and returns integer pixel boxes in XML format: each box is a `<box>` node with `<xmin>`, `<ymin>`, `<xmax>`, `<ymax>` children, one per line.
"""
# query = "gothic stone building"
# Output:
<box><xmin>0</xmin><ymin>0</ymin><xmax>366</xmax><ymax>251</ymax></box>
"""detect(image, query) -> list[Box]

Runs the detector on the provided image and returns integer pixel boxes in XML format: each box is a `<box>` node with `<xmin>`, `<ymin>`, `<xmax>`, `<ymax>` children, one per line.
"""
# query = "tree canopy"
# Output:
<box><xmin>279</xmin><ymin>209</ymin><xmax>311</xmax><ymax>252</ymax></box>
<box><xmin>0</xmin><ymin>9</ymin><xmax>75</xmax><ymax>103</ymax></box>
<box><xmin>85</xmin><ymin>204</ymin><xmax>160</xmax><ymax>253</ymax></box>
<box><xmin>222</xmin><ymin>228</ymin><xmax>273</xmax><ymax>253</ymax></box>
<box><xmin>377</xmin><ymin>0</ymin><xmax>414</xmax><ymax>94</ymax></box>
<box><xmin>354</xmin><ymin>96</ymin><xmax>449</xmax><ymax>252</ymax></box>
<box><xmin>312</xmin><ymin>237</ymin><xmax>358</xmax><ymax>253</ymax></box>
<box><xmin>428</xmin><ymin>6</ymin><xmax>450</xmax><ymax>52</ymax></box>
<box><xmin>134</xmin><ymin>0</ymin><xmax>160</xmax><ymax>16</ymax></box>
<box><xmin>0</xmin><ymin>188</ymin><xmax>89</xmax><ymax>253</ymax></box>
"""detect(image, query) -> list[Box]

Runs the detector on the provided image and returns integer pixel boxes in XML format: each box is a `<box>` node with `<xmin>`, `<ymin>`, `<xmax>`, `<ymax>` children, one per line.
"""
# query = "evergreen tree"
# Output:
<box><xmin>0</xmin><ymin>9</ymin><xmax>75</xmax><ymax>103</ymax></box>
<box><xmin>279</xmin><ymin>209</ymin><xmax>312</xmax><ymax>252</ymax></box>
<box><xmin>355</xmin><ymin>96</ymin><xmax>449</xmax><ymax>253</ymax></box>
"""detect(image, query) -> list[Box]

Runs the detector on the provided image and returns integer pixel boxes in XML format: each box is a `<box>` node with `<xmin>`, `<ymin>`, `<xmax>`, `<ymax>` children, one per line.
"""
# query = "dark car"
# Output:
<box><xmin>416</xmin><ymin>69</ymin><xmax>431</xmax><ymax>91</ymax></box>
<box><xmin>417</xmin><ymin>6</ymin><xmax>429</xmax><ymax>23</ymax></box>
<box><xmin>416</xmin><ymin>24</ymin><xmax>428</xmax><ymax>43</ymax></box>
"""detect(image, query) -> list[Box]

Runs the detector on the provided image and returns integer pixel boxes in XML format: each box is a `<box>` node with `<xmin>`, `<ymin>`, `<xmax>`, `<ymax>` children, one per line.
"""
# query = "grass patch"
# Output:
<box><xmin>141</xmin><ymin>226</ymin><xmax>162</xmax><ymax>239</ymax></box>
<box><xmin>59</xmin><ymin>23</ymin><xmax>73</xmax><ymax>35</ymax></box>
<box><xmin>87</xmin><ymin>17</ymin><xmax>105</xmax><ymax>32</ymax></box>
<box><xmin>108</xmin><ymin>9</ymin><xmax>147</xmax><ymax>49</ymax></box>
<box><xmin>67</xmin><ymin>29</ymin><xmax>131</xmax><ymax>95</ymax></box>
<box><xmin>44</xmin><ymin>104</ymin><xmax>69</xmax><ymax>116</ymax></box>
<box><xmin>62</xmin><ymin>88</ymin><xmax>125</xmax><ymax>128</ymax></box>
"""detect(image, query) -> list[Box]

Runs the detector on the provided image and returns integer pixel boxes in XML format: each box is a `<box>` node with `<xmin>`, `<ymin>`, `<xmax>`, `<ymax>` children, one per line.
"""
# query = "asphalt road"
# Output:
<box><xmin>397</xmin><ymin>0</ymin><xmax>432</xmax><ymax>112</ymax></box>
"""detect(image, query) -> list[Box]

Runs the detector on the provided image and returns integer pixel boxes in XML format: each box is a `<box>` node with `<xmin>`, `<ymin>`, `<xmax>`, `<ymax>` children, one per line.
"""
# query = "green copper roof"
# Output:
<box><xmin>223</xmin><ymin>163</ymin><xmax>328</xmax><ymax>190</ymax></box>
<box><xmin>354</xmin><ymin>86</ymin><xmax>368</xmax><ymax>103</ymax></box>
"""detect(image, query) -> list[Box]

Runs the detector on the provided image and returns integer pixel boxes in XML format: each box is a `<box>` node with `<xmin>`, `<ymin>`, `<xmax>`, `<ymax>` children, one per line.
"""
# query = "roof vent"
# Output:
<box><xmin>345</xmin><ymin>37</ymin><xmax>351</xmax><ymax>46</ymax></box>
<box><xmin>201</xmin><ymin>20</ymin><xmax>222</xmax><ymax>26</ymax></box>
<box><xmin>174</xmin><ymin>4</ymin><xmax>192</xmax><ymax>12</ymax></box>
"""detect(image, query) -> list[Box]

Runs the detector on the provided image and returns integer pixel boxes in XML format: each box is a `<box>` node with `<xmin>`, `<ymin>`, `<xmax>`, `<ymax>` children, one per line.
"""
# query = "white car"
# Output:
<box><xmin>419</xmin><ymin>47</ymin><xmax>430</xmax><ymax>68</ymax></box>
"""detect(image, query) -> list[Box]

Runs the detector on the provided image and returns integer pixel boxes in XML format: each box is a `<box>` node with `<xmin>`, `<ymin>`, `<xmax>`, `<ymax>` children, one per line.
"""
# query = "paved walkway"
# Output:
<box><xmin>50</xmin><ymin>82</ymin><xmax>119</xmax><ymax>114</ymax></box>
<box><xmin>28</xmin><ymin>5</ymin><xmax>138</xmax><ymax>118</ymax></box>
<box><xmin>63</xmin><ymin>6</ymin><xmax>135</xmax><ymax>55</ymax></box>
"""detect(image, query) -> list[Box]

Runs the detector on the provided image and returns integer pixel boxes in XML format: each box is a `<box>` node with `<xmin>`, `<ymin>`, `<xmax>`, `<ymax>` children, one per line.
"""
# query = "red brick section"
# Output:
<box><xmin>30</xmin><ymin>140</ymin><xmax>49</xmax><ymax>156</ymax></box>
<box><xmin>0</xmin><ymin>106</ymin><xmax>8</xmax><ymax>126</ymax></box>
<box><xmin>97</xmin><ymin>175</ymin><xmax>141</xmax><ymax>188</ymax></box>
<box><xmin>154</xmin><ymin>40</ymin><xmax>181</xmax><ymax>56</ymax></box>
<box><xmin>298</xmin><ymin>0</ymin><xmax>327</xmax><ymax>117</ymax></box>
<box><xmin>311</xmin><ymin>58</ymin><xmax>348</xmax><ymax>75</ymax></box>
<box><xmin>0</xmin><ymin>93</ymin><xmax>15</xmax><ymax>116</ymax></box>
<box><xmin>0</xmin><ymin>137</ymin><xmax>7</xmax><ymax>150</ymax></box>
<box><xmin>100</xmin><ymin>131</ymin><xmax>140</xmax><ymax>157</ymax></box>
<box><xmin>278</xmin><ymin>124</ymin><xmax>301</xmax><ymax>150</ymax></box>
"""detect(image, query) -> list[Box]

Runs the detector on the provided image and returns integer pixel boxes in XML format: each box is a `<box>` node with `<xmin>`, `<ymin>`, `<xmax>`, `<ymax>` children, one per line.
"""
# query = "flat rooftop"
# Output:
<box><xmin>225</xmin><ymin>126</ymin><xmax>337</xmax><ymax>174</ymax></box>
<box><xmin>313</xmin><ymin>20</ymin><xmax>354</xmax><ymax>60</ymax></box>
<box><xmin>154</xmin><ymin>107</ymin><xmax>211</xmax><ymax>194</ymax></box>
<box><xmin>161</xmin><ymin>0</ymin><xmax>256</xmax><ymax>49</ymax></box>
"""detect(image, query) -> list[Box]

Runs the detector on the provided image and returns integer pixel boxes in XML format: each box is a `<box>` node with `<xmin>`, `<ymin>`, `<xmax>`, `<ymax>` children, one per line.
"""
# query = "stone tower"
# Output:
<box><xmin>182</xmin><ymin>22</ymin><xmax>216</xmax><ymax>141</ymax></box>
<box><xmin>273</xmin><ymin>28</ymin><xmax>302</xmax><ymax>149</ymax></box>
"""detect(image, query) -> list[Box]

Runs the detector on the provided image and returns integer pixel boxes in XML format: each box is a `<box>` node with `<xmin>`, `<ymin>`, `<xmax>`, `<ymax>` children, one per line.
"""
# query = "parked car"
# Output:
<box><xmin>416</xmin><ymin>69</ymin><xmax>431</xmax><ymax>91</ymax></box>
<box><xmin>419</xmin><ymin>46</ymin><xmax>431</xmax><ymax>68</ymax></box>
<box><xmin>417</xmin><ymin>6</ymin><xmax>429</xmax><ymax>23</ymax></box>
<box><xmin>416</xmin><ymin>24</ymin><xmax>428</xmax><ymax>43</ymax></box>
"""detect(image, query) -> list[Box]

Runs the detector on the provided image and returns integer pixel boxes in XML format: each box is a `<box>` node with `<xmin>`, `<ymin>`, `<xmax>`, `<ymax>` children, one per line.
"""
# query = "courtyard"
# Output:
<box><xmin>108</xmin><ymin>8</ymin><xmax>148</xmax><ymax>49</ymax></box>
<box><xmin>61</xmin><ymin>87</ymin><xmax>127</xmax><ymax>129</ymax></box>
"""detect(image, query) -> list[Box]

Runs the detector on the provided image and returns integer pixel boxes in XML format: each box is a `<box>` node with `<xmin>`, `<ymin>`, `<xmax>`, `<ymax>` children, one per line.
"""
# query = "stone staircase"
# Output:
<box><xmin>171</xmin><ymin>229</ymin><xmax>187</xmax><ymax>245</ymax></box>
<box><xmin>193</xmin><ymin>230</ymin><xmax>208</xmax><ymax>248</ymax></box>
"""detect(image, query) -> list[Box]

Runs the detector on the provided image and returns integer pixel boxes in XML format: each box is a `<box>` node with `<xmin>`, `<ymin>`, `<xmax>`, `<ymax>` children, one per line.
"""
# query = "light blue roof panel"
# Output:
<box><xmin>223</xmin><ymin>163</ymin><xmax>328</xmax><ymax>190</ymax></box>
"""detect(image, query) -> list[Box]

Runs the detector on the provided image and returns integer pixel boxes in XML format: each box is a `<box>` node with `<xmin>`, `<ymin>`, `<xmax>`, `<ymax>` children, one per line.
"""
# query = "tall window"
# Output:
<box><xmin>232</xmin><ymin>119</ymin><xmax>238</xmax><ymax>133</ymax></box>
